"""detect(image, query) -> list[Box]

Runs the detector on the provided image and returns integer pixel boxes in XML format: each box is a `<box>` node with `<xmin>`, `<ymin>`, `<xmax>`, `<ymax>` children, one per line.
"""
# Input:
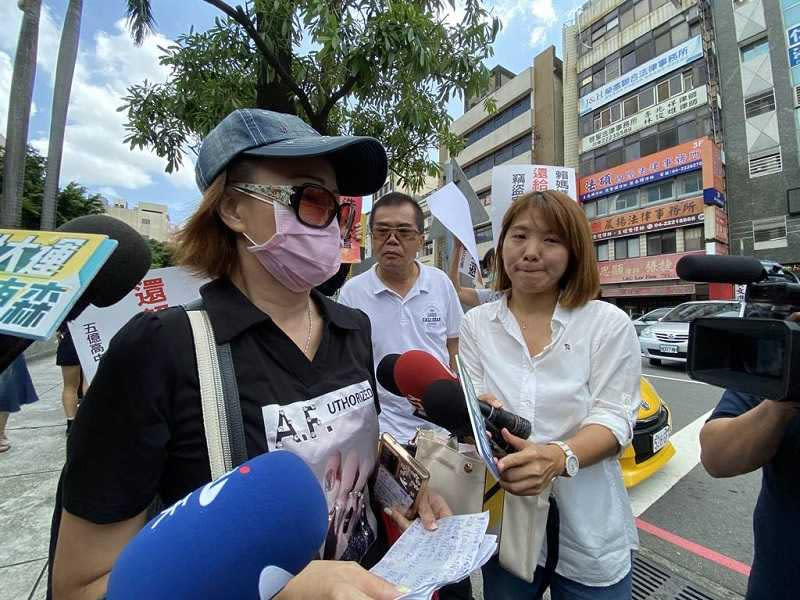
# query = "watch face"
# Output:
<box><xmin>566</xmin><ymin>456</ymin><xmax>579</xmax><ymax>477</ymax></box>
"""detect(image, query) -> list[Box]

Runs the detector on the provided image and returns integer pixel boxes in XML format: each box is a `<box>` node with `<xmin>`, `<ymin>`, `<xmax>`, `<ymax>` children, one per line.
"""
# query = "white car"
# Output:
<box><xmin>639</xmin><ymin>301</ymin><xmax>745</xmax><ymax>366</ymax></box>
<box><xmin>632</xmin><ymin>307</ymin><xmax>674</xmax><ymax>336</ymax></box>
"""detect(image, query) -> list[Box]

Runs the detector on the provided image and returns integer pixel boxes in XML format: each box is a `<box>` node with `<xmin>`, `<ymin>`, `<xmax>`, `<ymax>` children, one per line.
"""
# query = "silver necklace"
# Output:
<box><xmin>304</xmin><ymin>300</ymin><xmax>313</xmax><ymax>355</ymax></box>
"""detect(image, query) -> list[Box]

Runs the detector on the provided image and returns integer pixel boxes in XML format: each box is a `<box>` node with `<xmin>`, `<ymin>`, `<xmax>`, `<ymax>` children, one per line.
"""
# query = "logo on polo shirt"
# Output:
<box><xmin>421</xmin><ymin>304</ymin><xmax>443</xmax><ymax>330</ymax></box>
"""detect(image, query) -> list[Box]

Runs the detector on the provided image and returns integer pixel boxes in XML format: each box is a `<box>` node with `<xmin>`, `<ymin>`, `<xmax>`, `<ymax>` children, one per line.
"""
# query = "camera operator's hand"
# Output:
<box><xmin>701</xmin><ymin>397</ymin><xmax>800</xmax><ymax>478</ymax></box>
<box><xmin>275</xmin><ymin>560</ymin><xmax>406</xmax><ymax>600</ymax></box>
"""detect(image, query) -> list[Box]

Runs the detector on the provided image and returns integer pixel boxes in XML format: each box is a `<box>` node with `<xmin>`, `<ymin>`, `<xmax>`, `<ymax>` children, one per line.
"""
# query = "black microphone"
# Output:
<box><xmin>422</xmin><ymin>379</ymin><xmax>532</xmax><ymax>450</ymax></box>
<box><xmin>676</xmin><ymin>255</ymin><xmax>765</xmax><ymax>284</ymax></box>
<box><xmin>0</xmin><ymin>216</ymin><xmax>151</xmax><ymax>373</ymax></box>
<box><xmin>376</xmin><ymin>353</ymin><xmax>402</xmax><ymax>396</ymax></box>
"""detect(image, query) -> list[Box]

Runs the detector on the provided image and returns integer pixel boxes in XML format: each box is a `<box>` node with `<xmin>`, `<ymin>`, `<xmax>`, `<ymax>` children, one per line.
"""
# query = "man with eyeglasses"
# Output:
<box><xmin>339</xmin><ymin>192</ymin><xmax>463</xmax><ymax>446</ymax></box>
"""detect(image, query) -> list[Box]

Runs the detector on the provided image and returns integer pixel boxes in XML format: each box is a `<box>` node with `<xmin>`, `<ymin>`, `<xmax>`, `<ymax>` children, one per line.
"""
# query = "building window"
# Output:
<box><xmin>647</xmin><ymin>230</ymin><xmax>677</xmax><ymax>255</ymax></box>
<box><xmin>615</xmin><ymin>236</ymin><xmax>640</xmax><ymax>259</ymax></box>
<box><xmin>142</xmin><ymin>218</ymin><xmax>150</xmax><ymax>225</ymax></box>
<box><xmin>740</xmin><ymin>37</ymin><xmax>769</xmax><ymax>63</ymax></box>
<box><xmin>596</xmin><ymin>241</ymin><xmax>610</xmax><ymax>262</ymax></box>
<box><xmin>748</xmin><ymin>149</ymin><xmax>783</xmax><ymax>178</ymax></box>
<box><xmin>463</xmin><ymin>95</ymin><xmax>531</xmax><ymax>146</ymax></box>
<box><xmin>744</xmin><ymin>89</ymin><xmax>776</xmax><ymax>118</ymax></box>
<box><xmin>584</xmin><ymin>201</ymin><xmax>597</xmax><ymax>219</ymax></box>
<box><xmin>681</xmin><ymin>171</ymin><xmax>702</xmax><ymax>195</ymax></box>
<box><xmin>684</xmin><ymin>225</ymin><xmax>704</xmax><ymax>251</ymax></box>
<box><xmin>596</xmin><ymin>196</ymin><xmax>610</xmax><ymax>216</ymax></box>
<box><xmin>788</xmin><ymin>188</ymin><xmax>800</xmax><ymax>215</ymax></box>
<box><xmin>475</xmin><ymin>224</ymin><xmax>493</xmax><ymax>244</ymax></box>
<box><xmin>753</xmin><ymin>216</ymin><xmax>788</xmax><ymax>250</ymax></box>
<box><xmin>615</xmin><ymin>190</ymin><xmax>639</xmax><ymax>211</ymax></box>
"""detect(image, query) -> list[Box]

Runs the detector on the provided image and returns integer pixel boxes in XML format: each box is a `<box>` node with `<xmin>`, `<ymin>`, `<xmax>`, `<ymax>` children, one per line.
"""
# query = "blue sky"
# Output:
<box><xmin>1</xmin><ymin>0</ymin><xmax>581</xmax><ymax>225</ymax></box>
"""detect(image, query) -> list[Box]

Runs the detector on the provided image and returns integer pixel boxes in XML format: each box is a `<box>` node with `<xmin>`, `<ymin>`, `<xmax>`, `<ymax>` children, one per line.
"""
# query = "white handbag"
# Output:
<box><xmin>414</xmin><ymin>428</ymin><xmax>555</xmax><ymax>583</ymax></box>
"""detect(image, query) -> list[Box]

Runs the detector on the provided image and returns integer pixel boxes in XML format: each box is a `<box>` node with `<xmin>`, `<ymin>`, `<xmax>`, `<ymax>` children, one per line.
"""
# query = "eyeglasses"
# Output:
<box><xmin>371</xmin><ymin>226</ymin><xmax>420</xmax><ymax>241</ymax></box>
<box><xmin>229</xmin><ymin>182</ymin><xmax>353</xmax><ymax>231</ymax></box>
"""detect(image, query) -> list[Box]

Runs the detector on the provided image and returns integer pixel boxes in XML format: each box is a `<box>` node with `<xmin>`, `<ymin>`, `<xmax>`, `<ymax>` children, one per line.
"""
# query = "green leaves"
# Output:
<box><xmin>125</xmin><ymin>0</ymin><xmax>156</xmax><ymax>47</ymax></box>
<box><xmin>120</xmin><ymin>0</ymin><xmax>501</xmax><ymax>189</ymax></box>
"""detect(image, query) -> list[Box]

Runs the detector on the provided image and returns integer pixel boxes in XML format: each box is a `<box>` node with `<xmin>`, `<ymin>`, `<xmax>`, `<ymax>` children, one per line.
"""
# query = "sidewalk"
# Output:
<box><xmin>0</xmin><ymin>353</ymin><xmax>66</xmax><ymax>600</ymax></box>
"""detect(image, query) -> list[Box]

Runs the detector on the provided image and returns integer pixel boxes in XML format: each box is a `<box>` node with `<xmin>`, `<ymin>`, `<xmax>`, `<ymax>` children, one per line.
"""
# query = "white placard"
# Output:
<box><xmin>426</xmin><ymin>183</ymin><xmax>480</xmax><ymax>267</ymax></box>
<box><xmin>68</xmin><ymin>266</ymin><xmax>208</xmax><ymax>384</ymax></box>
<box><xmin>489</xmin><ymin>165</ymin><xmax>577</xmax><ymax>244</ymax></box>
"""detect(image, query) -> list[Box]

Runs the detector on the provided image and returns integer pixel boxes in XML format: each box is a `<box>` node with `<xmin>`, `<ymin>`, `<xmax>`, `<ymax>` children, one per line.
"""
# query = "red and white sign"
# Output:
<box><xmin>69</xmin><ymin>266</ymin><xmax>208</xmax><ymax>383</ymax></box>
<box><xmin>598</xmin><ymin>251</ymin><xmax>704</xmax><ymax>285</ymax></box>
<box><xmin>601</xmin><ymin>283</ymin><xmax>696</xmax><ymax>297</ymax></box>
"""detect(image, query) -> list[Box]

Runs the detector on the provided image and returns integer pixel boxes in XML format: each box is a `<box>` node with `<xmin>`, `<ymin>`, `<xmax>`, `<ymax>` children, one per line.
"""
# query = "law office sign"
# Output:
<box><xmin>581</xmin><ymin>86</ymin><xmax>707</xmax><ymax>153</ymax></box>
<box><xmin>579</xmin><ymin>36</ymin><xmax>704</xmax><ymax>115</ymax></box>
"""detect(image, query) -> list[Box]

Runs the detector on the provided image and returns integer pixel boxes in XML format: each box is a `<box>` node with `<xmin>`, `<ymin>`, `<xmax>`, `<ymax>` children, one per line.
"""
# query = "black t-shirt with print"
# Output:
<box><xmin>63</xmin><ymin>279</ymin><xmax>381</xmax><ymax>551</ymax></box>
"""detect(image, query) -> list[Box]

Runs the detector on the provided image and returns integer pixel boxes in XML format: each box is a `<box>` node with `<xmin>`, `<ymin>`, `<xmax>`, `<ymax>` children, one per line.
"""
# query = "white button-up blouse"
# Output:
<box><xmin>459</xmin><ymin>295</ymin><xmax>642</xmax><ymax>586</ymax></box>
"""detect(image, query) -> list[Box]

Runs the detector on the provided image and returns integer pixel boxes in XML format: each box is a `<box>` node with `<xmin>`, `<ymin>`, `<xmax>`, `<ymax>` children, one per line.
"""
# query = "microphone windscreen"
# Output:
<box><xmin>107</xmin><ymin>451</ymin><xmax>328</xmax><ymax>600</ymax></box>
<box><xmin>376</xmin><ymin>353</ymin><xmax>402</xmax><ymax>396</ymax></box>
<box><xmin>394</xmin><ymin>350</ymin><xmax>456</xmax><ymax>399</ymax></box>
<box><xmin>676</xmin><ymin>254</ymin><xmax>765</xmax><ymax>284</ymax></box>
<box><xmin>421</xmin><ymin>379</ymin><xmax>470</xmax><ymax>434</ymax></box>
<box><xmin>57</xmin><ymin>215</ymin><xmax>152</xmax><ymax>307</ymax></box>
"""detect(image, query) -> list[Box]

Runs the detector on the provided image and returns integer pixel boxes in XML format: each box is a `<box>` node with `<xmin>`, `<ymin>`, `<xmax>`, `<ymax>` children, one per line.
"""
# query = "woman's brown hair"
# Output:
<box><xmin>493</xmin><ymin>190</ymin><xmax>600</xmax><ymax>309</ymax></box>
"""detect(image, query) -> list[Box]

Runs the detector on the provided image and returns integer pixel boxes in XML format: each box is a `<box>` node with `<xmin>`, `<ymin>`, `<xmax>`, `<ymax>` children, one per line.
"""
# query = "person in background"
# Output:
<box><xmin>339</xmin><ymin>192</ymin><xmax>463</xmax><ymax>445</ymax></box>
<box><xmin>0</xmin><ymin>354</ymin><xmax>40</xmax><ymax>453</ymax></box>
<box><xmin>458</xmin><ymin>190</ymin><xmax>641</xmax><ymax>599</ymax></box>
<box><xmin>56</xmin><ymin>325</ymin><xmax>84</xmax><ymax>434</ymax></box>
<box><xmin>699</xmin><ymin>312</ymin><xmax>800</xmax><ymax>600</ymax></box>
<box><xmin>52</xmin><ymin>109</ymin><xmax>446</xmax><ymax>600</ymax></box>
<box><xmin>448</xmin><ymin>240</ymin><xmax>500</xmax><ymax>309</ymax></box>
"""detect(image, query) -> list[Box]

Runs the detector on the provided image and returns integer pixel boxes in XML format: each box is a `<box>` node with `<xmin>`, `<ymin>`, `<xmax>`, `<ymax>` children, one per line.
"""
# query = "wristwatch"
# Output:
<box><xmin>548</xmin><ymin>441</ymin><xmax>579</xmax><ymax>477</ymax></box>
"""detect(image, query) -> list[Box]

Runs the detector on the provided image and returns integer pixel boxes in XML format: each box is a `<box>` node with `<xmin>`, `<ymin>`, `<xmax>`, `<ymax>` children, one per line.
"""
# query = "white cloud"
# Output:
<box><xmin>2</xmin><ymin>3</ymin><xmax>196</xmax><ymax>212</ymax></box>
<box><xmin>529</xmin><ymin>26</ymin><xmax>548</xmax><ymax>48</ymax></box>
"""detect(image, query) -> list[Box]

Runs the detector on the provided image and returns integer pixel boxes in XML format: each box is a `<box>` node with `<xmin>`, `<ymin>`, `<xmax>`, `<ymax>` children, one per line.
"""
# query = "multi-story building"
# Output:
<box><xmin>438</xmin><ymin>47</ymin><xmax>565</xmax><ymax>268</ymax></box>
<box><xmin>711</xmin><ymin>0</ymin><xmax>800</xmax><ymax>267</ymax></box>
<box><xmin>104</xmin><ymin>200</ymin><xmax>171</xmax><ymax>243</ymax></box>
<box><xmin>563</xmin><ymin>0</ymin><xmax>730</xmax><ymax>315</ymax></box>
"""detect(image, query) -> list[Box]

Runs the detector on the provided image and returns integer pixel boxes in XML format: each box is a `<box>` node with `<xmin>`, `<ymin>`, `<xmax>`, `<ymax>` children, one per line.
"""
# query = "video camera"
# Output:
<box><xmin>676</xmin><ymin>255</ymin><xmax>800</xmax><ymax>400</ymax></box>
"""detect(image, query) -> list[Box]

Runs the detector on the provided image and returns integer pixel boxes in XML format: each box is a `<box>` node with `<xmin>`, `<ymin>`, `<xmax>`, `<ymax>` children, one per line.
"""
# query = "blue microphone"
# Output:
<box><xmin>107</xmin><ymin>451</ymin><xmax>328</xmax><ymax>599</ymax></box>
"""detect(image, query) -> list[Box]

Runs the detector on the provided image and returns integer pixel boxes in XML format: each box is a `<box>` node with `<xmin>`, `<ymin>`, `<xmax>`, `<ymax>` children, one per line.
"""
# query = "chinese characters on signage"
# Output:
<box><xmin>787</xmin><ymin>25</ymin><xmax>800</xmax><ymax>67</ymax></box>
<box><xmin>134</xmin><ymin>278</ymin><xmax>169</xmax><ymax>312</ymax></box>
<box><xmin>591</xmin><ymin>197</ymin><xmax>704</xmax><ymax>241</ymax></box>
<box><xmin>713</xmin><ymin>207</ymin><xmax>729</xmax><ymax>244</ymax></box>
<box><xmin>598</xmin><ymin>251</ymin><xmax>703</xmax><ymax>285</ymax></box>
<box><xmin>581</xmin><ymin>86</ymin><xmax>707</xmax><ymax>153</ymax></box>
<box><xmin>579</xmin><ymin>137</ymin><xmax>724</xmax><ymax>202</ymax></box>
<box><xmin>82</xmin><ymin>322</ymin><xmax>104</xmax><ymax>362</ymax></box>
<box><xmin>0</xmin><ymin>230</ymin><xmax>116</xmax><ymax>340</ymax></box>
<box><xmin>579</xmin><ymin>36</ymin><xmax>704</xmax><ymax>115</ymax></box>
<box><xmin>491</xmin><ymin>164</ymin><xmax>577</xmax><ymax>243</ymax></box>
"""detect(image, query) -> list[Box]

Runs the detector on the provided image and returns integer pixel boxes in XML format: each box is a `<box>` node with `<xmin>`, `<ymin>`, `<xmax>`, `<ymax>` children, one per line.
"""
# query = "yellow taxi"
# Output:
<box><xmin>619</xmin><ymin>377</ymin><xmax>675</xmax><ymax>488</ymax></box>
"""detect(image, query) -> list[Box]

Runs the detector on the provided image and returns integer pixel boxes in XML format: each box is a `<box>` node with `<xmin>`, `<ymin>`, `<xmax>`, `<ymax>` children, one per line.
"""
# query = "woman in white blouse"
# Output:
<box><xmin>459</xmin><ymin>190</ymin><xmax>641</xmax><ymax>599</ymax></box>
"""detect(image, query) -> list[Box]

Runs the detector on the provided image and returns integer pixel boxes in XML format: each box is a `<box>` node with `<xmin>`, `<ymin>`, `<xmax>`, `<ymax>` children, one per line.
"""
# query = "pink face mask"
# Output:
<box><xmin>244</xmin><ymin>203</ymin><xmax>342</xmax><ymax>293</ymax></box>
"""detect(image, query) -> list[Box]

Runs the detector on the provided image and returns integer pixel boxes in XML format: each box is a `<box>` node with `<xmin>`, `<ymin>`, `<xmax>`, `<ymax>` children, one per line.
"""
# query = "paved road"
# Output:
<box><xmin>632</xmin><ymin>359</ymin><xmax>757</xmax><ymax>598</ymax></box>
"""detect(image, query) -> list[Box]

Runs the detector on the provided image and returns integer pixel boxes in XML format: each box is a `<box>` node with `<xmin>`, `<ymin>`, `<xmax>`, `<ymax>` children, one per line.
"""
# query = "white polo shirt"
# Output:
<box><xmin>339</xmin><ymin>262</ymin><xmax>463</xmax><ymax>443</ymax></box>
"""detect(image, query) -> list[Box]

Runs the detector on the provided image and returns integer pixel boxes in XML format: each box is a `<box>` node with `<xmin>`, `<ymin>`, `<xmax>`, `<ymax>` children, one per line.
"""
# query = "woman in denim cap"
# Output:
<box><xmin>53</xmin><ymin>109</ymin><xmax>446</xmax><ymax>600</ymax></box>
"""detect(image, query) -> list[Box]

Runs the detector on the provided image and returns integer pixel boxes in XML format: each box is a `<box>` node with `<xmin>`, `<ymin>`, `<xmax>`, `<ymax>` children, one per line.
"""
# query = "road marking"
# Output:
<box><xmin>629</xmin><ymin>410</ymin><xmax>711</xmax><ymax>517</ymax></box>
<box><xmin>636</xmin><ymin>518</ymin><xmax>752</xmax><ymax>577</ymax></box>
<box><xmin>643</xmin><ymin>373</ymin><xmax>711</xmax><ymax>385</ymax></box>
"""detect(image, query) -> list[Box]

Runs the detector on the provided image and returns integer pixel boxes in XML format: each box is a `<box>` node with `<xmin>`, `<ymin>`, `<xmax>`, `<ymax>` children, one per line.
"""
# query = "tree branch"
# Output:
<box><xmin>201</xmin><ymin>0</ymin><xmax>319</xmax><ymax>124</ymax></box>
<box><xmin>319</xmin><ymin>73</ymin><xmax>359</xmax><ymax>123</ymax></box>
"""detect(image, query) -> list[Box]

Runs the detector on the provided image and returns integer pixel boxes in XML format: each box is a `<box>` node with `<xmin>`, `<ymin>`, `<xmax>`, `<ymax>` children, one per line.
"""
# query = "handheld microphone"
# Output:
<box><xmin>107</xmin><ymin>450</ymin><xmax>328</xmax><ymax>600</ymax></box>
<box><xmin>376</xmin><ymin>353</ymin><xmax>402</xmax><ymax>396</ymax></box>
<box><xmin>0</xmin><ymin>215</ymin><xmax>151</xmax><ymax>373</ymax></box>
<box><xmin>422</xmin><ymin>379</ymin><xmax>532</xmax><ymax>444</ymax></box>
<box><xmin>676</xmin><ymin>255</ymin><xmax>765</xmax><ymax>284</ymax></box>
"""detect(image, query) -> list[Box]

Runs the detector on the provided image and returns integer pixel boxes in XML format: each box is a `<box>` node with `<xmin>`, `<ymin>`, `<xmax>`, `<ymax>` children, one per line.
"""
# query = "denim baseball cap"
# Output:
<box><xmin>195</xmin><ymin>108</ymin><xmax>388</xmax><ymax>196</ymax></box>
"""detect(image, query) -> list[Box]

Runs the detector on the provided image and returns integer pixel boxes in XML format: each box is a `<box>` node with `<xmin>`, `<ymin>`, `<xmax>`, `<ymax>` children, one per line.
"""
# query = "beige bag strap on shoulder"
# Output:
<box><xmin>186</xmin><ymin>309</ymin><xmax>232</xmax><ymax>480</ymax></box>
